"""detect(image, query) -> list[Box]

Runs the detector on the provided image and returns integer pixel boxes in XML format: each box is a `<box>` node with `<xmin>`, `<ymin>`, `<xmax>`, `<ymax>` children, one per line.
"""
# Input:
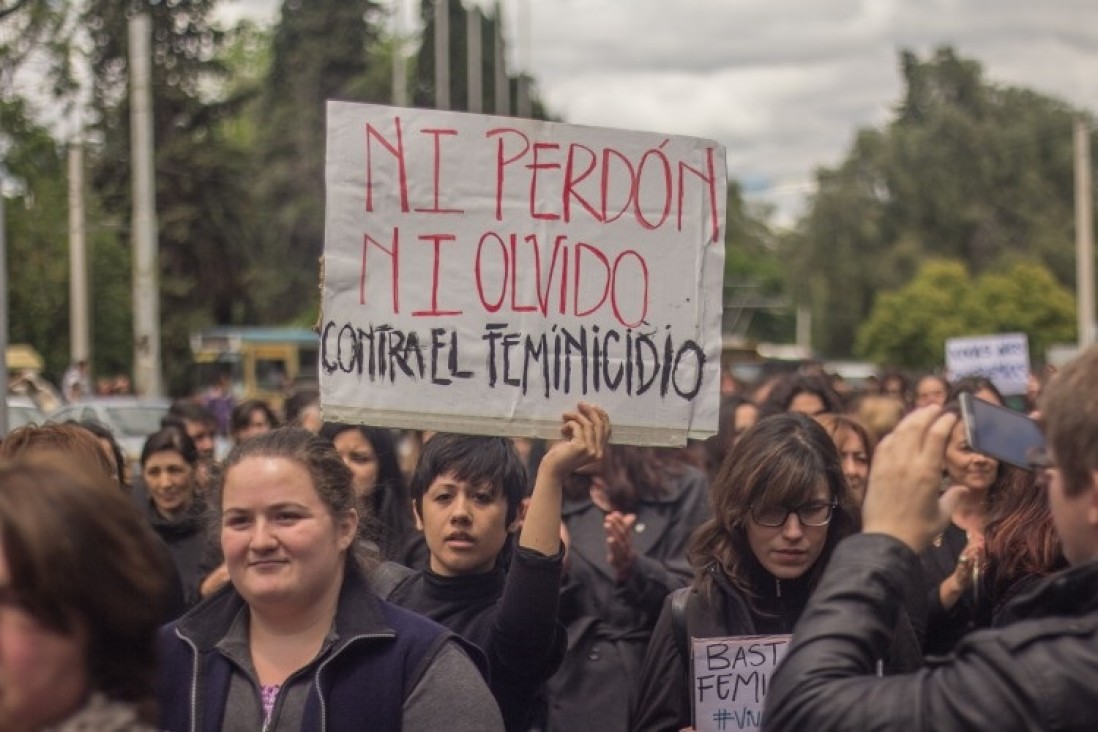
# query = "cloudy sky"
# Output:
<box><xmin>219</xmin><ymin>0</ymin><xmax>1098</xmax><ymax>225</ymax></box>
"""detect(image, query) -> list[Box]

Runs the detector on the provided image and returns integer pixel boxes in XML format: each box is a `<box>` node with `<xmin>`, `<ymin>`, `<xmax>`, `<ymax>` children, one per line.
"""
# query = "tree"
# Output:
<box><xmin>723</xmin><ymin>182</ymin><xmax>790</xmax><ymax>343</ymax></box>
<box><xmin>248</xmin><ymin>0</ymin><xmax>388</xmax><ymax>324</ymax></box>
<box><xmin>790</xmin><ymin>47</ymin><xmax>1088</xmax><ymax>358</ymax></box>
<box><xmin>1</xmin><ymin>97</ymin><xmax>72</xmax><ymax>382</ymax></box>
<box><xmin>854</xmin><ymin>259</ymin><xmax>1075</xmax><ymax>369</ymax></box>
<box><xmin>0</xmin><ymin>0</ymin><xmax>73</xmax><ymax>99</ymax></box>
<box><xmin>83</xmin><ymin>0</ymin><xmax>258</xmax><ymax>394</ymax></box>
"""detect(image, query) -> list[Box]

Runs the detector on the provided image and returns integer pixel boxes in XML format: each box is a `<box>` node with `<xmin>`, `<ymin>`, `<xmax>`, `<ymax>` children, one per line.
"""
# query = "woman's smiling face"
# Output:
<box><xmin>220</xmin><ymin>456</ymin><xmax>356</xmax><ymax>612</ymax></box>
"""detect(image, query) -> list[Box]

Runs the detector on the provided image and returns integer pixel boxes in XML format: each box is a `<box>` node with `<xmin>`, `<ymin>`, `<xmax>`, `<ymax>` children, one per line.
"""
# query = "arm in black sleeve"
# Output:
<box><xmin>492</xmin><ymin>544</ymin><xmax>567</xmax><ymax>679</ymax></box>
<box><xmin>764</xmin><ymin>534</ymin><xmax>1048</xmax><ymax>732</ymax></box>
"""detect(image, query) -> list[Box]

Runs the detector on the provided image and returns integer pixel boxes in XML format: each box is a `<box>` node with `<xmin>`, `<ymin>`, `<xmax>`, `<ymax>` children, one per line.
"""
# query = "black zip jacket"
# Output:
<box><xmin>765</xmin><ymin>533</ymin><xmax>1098</xmax><ymax>731</ymax></box>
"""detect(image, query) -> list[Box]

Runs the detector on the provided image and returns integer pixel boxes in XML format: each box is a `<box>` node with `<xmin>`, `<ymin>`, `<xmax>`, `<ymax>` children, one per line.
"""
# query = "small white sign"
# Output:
<box><xmin>945</xmin><ymin>333</ymin><xmax>1030</xmax><ymax>396</ymax></box>
<box><xmin>692</xmin><ymin>634</ymin><xmax>791</xmax><ymax>732</ymax></box>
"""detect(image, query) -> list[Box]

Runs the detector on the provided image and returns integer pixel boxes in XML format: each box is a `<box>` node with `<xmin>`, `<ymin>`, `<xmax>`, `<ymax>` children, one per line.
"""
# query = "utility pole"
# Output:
<box><xmin>1075</xmin><ymin>117</ymin><xmax>1095</xmax><ymax>348</ymax></box>
<box><xmin>129</xmin><ymin>12</ymin><xmax>163</xmax><ymax>397</ymax></box>
<box><xmin>0</xmin><ymin>188</ymin><xmax>8</xmax><ymax>435</ymax></box>
<box><xmin>515</xmin><ymin>0</ymin><xmax>530</xmax><ymax>117</ymax></box>
<box><xmin>68</xmin><ymin>142</ymin><xmax>89</xmax><ymax>367</ymax></box>
<box><xmin>796</xmin><ymin>305</ymin><xmax>812</xmax><ymax>355</ymax></box>
<box><xmin>391</xmin><ymin>0</ymin><xmax>408</xmax><ymax>106</ymax></box>
<box><xmin>493</xmin><ymin>0</ymin><xmax>509</xmax><ymax>116</ymax></box>
<box><xmin>434</xmin><ymin>0</ymin><xmax>450</xmax><ymax>110</ymax></box>
<box><xmin>466</xmin><ymin>4</ymin><xmax>482</xmax><ymax>113</ymax></box>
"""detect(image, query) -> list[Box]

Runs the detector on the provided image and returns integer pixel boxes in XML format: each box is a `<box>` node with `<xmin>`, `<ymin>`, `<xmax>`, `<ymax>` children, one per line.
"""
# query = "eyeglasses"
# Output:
<box><xmin>750</xmin><ymin>501</ymin><xmax>837</xmax><ymax>528</ymax></box>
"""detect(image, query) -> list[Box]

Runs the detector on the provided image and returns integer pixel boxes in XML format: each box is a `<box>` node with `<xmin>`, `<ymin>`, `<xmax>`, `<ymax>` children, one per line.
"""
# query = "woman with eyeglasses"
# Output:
<box><xmin>632</xmin><ymin>413</ymin><xmax>866</xmax><ymax>731</ymax></box>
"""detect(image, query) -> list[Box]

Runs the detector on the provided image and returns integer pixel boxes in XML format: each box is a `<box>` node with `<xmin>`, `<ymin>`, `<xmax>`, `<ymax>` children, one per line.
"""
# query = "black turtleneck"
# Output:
<box><xmin>386</xmin><ymin>545</ymin><xmax>566</xmax><ymax>732</ymax></box>
<box><xmin>736</xmin><ymin>552</ymin><xmax>816</xmax><ymax>635</ymax></box>
<box><xmin>389</xmin><ymin>565</ymin><xmax>507</xmax><ymax>649</ymax></box>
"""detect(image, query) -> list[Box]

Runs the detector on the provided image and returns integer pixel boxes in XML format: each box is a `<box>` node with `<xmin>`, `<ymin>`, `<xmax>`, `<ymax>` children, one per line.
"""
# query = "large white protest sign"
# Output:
<box><xmin>320</xmin><ymin>101</ymin><xmax>726</xmax><ymax>445</ymax></box>
<box><xmin>945</xmin><ymin>333</ymin><xmax>1030</xmax><ymax>396</ymax></box>
<box><xmin>692</xmin><ymin>634</ymin><xmax>791</xmax><ymax>732</ymax></box>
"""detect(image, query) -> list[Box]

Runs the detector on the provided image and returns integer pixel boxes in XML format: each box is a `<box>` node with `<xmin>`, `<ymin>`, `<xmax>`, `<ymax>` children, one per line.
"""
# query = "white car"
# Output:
<box><xmin>48</xmin><ymin>396</ymin><xmax>172</xmax><ymax>468</ymax></box>
<box><xmin>4</xmin><ymin>394</ymin><xmax>46</xmax><ymax>434</ymax></box>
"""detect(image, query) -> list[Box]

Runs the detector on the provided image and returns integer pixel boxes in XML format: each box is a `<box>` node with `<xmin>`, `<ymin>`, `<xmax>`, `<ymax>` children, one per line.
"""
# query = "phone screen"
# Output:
<box><xmin>959</xmin><ymin>392</ymin><xmax>1045</xmax><ymax>470</ymax></box>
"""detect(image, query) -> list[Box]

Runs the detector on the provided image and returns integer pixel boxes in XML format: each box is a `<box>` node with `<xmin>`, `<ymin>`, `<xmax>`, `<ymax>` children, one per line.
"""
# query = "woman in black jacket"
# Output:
<box><xmin>631</xmin><ymin>413</ymin><xmax>860</xmax><ymax>731</ymax></box>
<box><xmin>136</xmin><ymin>427</ymin><xmax>210</xmax><ymax>608</ymax></box>
<box><xmin>538</xmin><ymin>441</ymin><xmax>711</xmax><ymax>732</ymax></box>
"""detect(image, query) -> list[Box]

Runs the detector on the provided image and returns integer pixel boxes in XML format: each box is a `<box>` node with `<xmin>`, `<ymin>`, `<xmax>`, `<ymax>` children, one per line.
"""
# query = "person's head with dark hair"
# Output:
<box><xmin>409</xmin><ymin>434</ymin><xmax>528</xmax><ymax>575</ymax></box>
<box><xmin>73</xmin><ymin>419</ymin><xmax>127</xmax><ymax>487</ymax></box>
<box><xmin>702</xmin><ymin>394</ymin><xmax>758</xmax><ymax>479</ymax></box>
<box><xmin>878</xmin><ymin>369</ymin><xmax>909</xmax><ymax>406</ymax></box>
<box><xmin>282</xmin><ymin>388</ymin><xmax>322</xmax><ymax>433</ymax></box>
<box><xmin>0</xmin><ymin>422</ymin><xmax>115</xmax><ymax>483</ymax></box>
<box><xmin>915</xmin><ymin>373</ymin><xmax>951</xmax><ymax>409</ymax></box>
<box><xmin>948</xmin><ymin>375</ymin><xmax>1004</xmax><ymax>406</ymax></box>
<box><xmin>319</xmin><ymin>422</ymin><xmax>413</xmax><ymax>559</ymax></box>
<box><xmin>0</xmin><ymin>460</ymin><xmax>168</xmax><ymax>728</ymax></box>
<box><xmin>563</xmin><ymin>441</ymin><xmax>694</xmax><ymax>512</ymax></box>
<box><xmin>163</xmin><ymin>400</ymin><xmax>217</xmax><ymax>461</ymax></box>
<box><xmin>230</xmin><ymin>399</ymin><xmax>279</xmax><ymax>444</ymax></box>
<box><xmin>814</xmin><ymin>412</ymin><xmax>876</xmax><ymax>506</ymax></box>
<box><xmin>140</xmin><ymin>427</ymin><xmax>199</xmax><ymax>521</ymax></box>
<box><xmin>688</xmin><ymin>412</ymin><xmax>858</xmax><ymax>609</ymax></box>
<box><xmin>757</xmin><ymin>372</ymin><xmax>844</xmax><ymax>420</ymax></box>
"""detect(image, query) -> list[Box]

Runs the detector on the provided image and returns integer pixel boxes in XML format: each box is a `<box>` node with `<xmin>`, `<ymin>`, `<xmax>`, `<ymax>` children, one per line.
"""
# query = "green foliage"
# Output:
<box><xmin>3</xmin><ymin>0</ymin><xmax>579</xmax><ymax>398</ymax></box>
<box><xmin>723</xmin><ymin>181</ymin><xmax>792</xmax><ymax>342</ymax></box>
<box><xmin>247</xmin><ymin>0</ymin><xmax>387</xmax><ymax>324</ymax></box>
<box><xmin>83</xmin><ymin>0</ymin><xmax>258</xmax><ymax>395</ymax></box>
<box><xmin>855</xmin><ymin>258</ymin><xmax>1075</xmax><ymax>369</ymax></box>
<box><xmin>2</xmin><ymin>98</ymin><xmax>71</xmax><ymax>381</ymax></box>
<box><xmin>0</xmin><ymin>0</ymin><xmax>75</xmax><ymax>101</ymax></box>
<box><xmin>795</xmin><ymin>46</ymin><xmax>1088</xmax><ymax>358</ymax></box>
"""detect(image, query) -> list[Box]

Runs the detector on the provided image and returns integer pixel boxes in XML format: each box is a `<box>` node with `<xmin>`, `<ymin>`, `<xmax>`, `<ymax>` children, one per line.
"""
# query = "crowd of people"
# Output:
<box><xmin>0</xmin><ymin>348</ymin><xmax>1095</xmax><ymax>731</ymax></box>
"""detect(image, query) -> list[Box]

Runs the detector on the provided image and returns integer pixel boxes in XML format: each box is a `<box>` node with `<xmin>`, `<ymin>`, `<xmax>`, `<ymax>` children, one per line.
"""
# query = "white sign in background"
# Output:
<box><xmin>320</xmin><ymin>101</ymin><xmax>726</xmax><ymax>445</ymax></box>
<box><xmin>691</xmin><ymin>634</ymin><xmax>791</xmax><ymax>732</ymax></box>
<box><xmin>944</xmin><ymin>332</ymin><xmax>1030</xmax><ymax>396</ymax></box>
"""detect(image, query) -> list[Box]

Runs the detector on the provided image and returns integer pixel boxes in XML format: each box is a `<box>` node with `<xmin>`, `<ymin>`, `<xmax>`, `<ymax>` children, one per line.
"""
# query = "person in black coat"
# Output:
<box><xmin>135</xmin><ymin>427</ymin><xmax>211</xmax><ymax>608</ymax></box>
<box><xmin>384</xmin><ymin>403</ymin><xmax>610</xmax><ymax>732</ymax></box>
<box><xmin>918</xmin><ymin>402</ymin><xmax>1008</xmax><ymax>656</ymax></box>
<box><xmin>632</xmin><ymin>413</ymin><xmax>867</xmax><ymax>731</ymax></box>
<box><xmin>537</xmin><ymin>440</ymin><xmax>712</xmax><ymax>732</ymax></box>
<box><xmin>764</xmin><ymin>346</ymin><xmax>1098</xmax><ymax>731</ymax></box>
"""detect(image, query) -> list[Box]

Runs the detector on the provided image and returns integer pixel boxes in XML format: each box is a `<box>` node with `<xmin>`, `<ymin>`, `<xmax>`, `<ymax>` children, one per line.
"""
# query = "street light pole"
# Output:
<box><xmin>129</xmin><ymin>12</ymin><xmax>163</xmax><ymax>397</ymax></box>
<box><xmin>434</xmin><ymin>0</ymin><xmax>450</xmax><ymax>110</ymax></box>
<box><xmin>0</xmin><ymin>187</ymin><xmax>9</xmax><ymax>434</ymax></box>
<box><xmin>1075</xmin><ymin>117</ymin><xmax>1095</xmax><ymax>348</ymax></box>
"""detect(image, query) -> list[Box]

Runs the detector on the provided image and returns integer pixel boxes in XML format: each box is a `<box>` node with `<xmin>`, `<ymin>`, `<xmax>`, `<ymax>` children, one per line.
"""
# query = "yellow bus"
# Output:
<box><xmin>190</xmin><ymin>327</ymin><xmax>319</xmax><ymax>412</ymax></box>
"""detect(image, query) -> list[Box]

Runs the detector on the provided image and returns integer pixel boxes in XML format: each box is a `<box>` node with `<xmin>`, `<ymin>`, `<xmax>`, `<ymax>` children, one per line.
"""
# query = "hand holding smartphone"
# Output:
<box><xmin>958</xmin><ymin>392</ymin><xmax>1045</xmax><ymax>470</ymax></box>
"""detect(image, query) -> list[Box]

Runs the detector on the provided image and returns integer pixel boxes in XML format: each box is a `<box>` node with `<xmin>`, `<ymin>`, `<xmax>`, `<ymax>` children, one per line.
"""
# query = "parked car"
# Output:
<box><xmin>4</xmin><ymin>394</ymin><xmax>47</xmax><ymax>434</ymax></box>
<box><xmin>49</xmin><ymin>397</ymin><xmax>172</xmax><ymax>474</ymax></box>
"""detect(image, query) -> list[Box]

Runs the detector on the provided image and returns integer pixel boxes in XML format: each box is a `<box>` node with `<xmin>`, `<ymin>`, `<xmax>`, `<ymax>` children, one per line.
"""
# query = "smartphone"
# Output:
<box><xmin>958</xmin><ymin>392</ymin><xmax>1045</xmax><ymax>470</ymax></box>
